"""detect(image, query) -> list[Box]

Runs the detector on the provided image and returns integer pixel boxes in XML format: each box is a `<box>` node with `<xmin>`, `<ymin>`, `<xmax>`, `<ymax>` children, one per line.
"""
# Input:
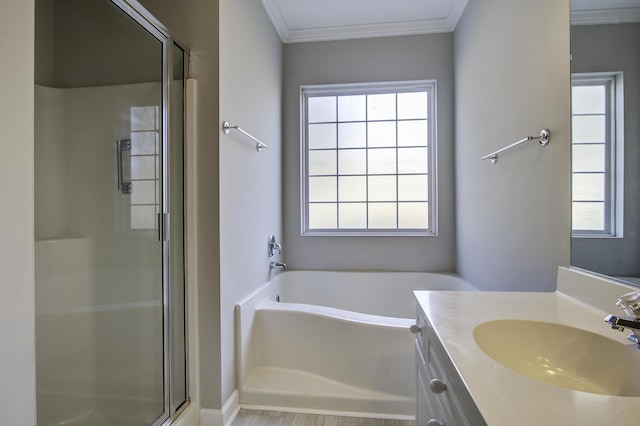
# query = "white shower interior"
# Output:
<box><xmin>34</xmin><ymin>83</ymin><xmax>164</xmax><ymax>425</ymax></box>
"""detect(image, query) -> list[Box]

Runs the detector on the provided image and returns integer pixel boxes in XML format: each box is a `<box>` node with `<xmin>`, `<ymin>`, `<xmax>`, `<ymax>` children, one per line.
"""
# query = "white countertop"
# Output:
<box><xmin>414</xmin><ymin>290</ymin><xmax>640</xmax><ymax>426</ymax></box>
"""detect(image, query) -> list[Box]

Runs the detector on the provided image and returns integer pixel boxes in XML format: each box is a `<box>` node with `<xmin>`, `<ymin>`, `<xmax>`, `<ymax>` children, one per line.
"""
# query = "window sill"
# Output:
<box><xmin>571</xmin><ymin>233</ymin><xmax>623</xmax><ymax>239</ymax></box>
<box><xmin>302</xmin><ymin>230</ymin><xmax>438</xmax><ymax>237</ymax></box>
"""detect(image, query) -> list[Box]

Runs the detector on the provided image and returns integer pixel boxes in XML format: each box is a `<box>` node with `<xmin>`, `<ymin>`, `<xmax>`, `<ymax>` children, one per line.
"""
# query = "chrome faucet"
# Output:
<box><xmin>604</xmin><ymin>315</ymin><xmax>640</xmax><ymax>345</ymax></box>
<box><xmin>268</xmin><ymin>234</ymin><xmax>282</xmax><ymax>257</ymax></box>
<box><xmin>270</xmin><ymin>261</ymin><xmax>287</xmax><ymax>270</ymax></box>
<box><xmin>604</xmin><ymin>290</ymin><xmax>640</xmax><ymax>345</ymax></box>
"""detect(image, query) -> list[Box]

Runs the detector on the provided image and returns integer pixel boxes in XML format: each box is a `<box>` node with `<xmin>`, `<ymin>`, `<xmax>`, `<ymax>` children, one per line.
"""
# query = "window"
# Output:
<box><xmin>571</xmin><ymin>73</ymin><xmax>623</xmax><ymax>237</ymax></box>
<box><xmin>301</xmin><ymin>81</ymin><xmax>437</xmax><ymax>236</ymax></box>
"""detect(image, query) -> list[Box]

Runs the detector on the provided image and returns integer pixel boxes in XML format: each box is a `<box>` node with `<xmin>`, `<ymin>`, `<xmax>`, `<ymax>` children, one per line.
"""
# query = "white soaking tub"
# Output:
<box><xmin>235</xmin><ymin>270</ymin><xmax>477</xmax><ymax>420</ymax></box>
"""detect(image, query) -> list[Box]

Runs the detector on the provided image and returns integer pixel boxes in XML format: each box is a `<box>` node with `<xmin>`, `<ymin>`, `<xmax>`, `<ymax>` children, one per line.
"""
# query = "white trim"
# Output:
<box><xmin>571</xmin><ymin>72</ymin><xmax>624</xmax><ymax>238</ymax></box>
<box><xmin>260</xmin><ymin>0</ymin><xmax>468</xmax><ymax>43</ymax></box>
<box><xmin>284</xmin><ymin>19</ymin><xmax>454</xmax><ymax>44</ymax></box>
<box><xmin>186</xmin><ymin>79</ymin><xmax>201</xmax><ymax>413</ymax></box>
<box><xmin>447</xmin><ymin>0</ymin><xmax>469</xmax><ymax>30</ymax></box>
<box><xmin>300</xmin><ymin>81</ymin><xmax>438</xmax><ymax>237</ymax></box>
<box><xmin>258</xmin><ymin>0</ymin><xmax>290</xmax><ymax>42</ymax></box>
<box><xmin>199</xmin><ymin>391</ymin><xmax>240</xmax><ymax>426</ymax></box>
<box><xmin>571</xmin><ymin>7</ymin><xmax>640</xmax><ymax>25</ymax></box>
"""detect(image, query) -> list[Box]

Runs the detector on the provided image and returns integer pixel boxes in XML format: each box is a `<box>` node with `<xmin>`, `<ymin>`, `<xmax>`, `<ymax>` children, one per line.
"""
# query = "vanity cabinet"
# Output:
<box><xmin>414</xmin><ymin>305</ymin><xmax>486</xmax><ymax>426</ymax></box>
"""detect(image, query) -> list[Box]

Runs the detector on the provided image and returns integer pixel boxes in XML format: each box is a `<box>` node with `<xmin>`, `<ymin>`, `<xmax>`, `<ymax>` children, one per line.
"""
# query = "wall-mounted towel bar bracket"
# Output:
<box><xmin>482</xmin><ymin>129</ymin><xmax>550</xmax><ymax>164</ymax></box>
<box><xmin>222</xmin><ymin>121</ymin><xmax>269</xmax><ymax>152</ymax></box>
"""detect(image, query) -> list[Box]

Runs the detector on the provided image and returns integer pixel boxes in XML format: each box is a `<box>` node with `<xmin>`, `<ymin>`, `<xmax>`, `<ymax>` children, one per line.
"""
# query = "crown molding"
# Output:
<box><xmin>284</xmin><ymin>18</ymin><xmax>453</xmax><ymax>43</ymax></box>
<box><xmin>447</xmin><ymin>0</ymin><xmax>469</xmax><ymax>30</ymax></box>
<box><xmin>260</xmin><ymin>0</ymin><xmax>468</xmax><ymax>44</ymax></box>
<box><xmin>571</xmin><ymin>7</ymin><xmax>640</xmax><ymax>25</ymax></box>
<box><xmin>259</xmin><ymin>0</ymin><xmax>289</xmax><ymax>41</ymax></box>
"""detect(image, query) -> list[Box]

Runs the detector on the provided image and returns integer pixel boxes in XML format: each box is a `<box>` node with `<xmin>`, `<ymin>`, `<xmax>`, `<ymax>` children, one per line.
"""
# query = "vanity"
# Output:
<box><xmin>413</xmin><ymin>267</ymin><xmax>640</xmax><ymax>425</ymax></box>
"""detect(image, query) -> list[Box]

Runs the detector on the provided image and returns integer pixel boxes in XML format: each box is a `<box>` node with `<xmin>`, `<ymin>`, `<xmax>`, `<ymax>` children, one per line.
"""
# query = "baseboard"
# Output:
<box><xmin>200</xmin><ymin>390</ymin><xmax>240</xmax><ymax>426</ymax></box>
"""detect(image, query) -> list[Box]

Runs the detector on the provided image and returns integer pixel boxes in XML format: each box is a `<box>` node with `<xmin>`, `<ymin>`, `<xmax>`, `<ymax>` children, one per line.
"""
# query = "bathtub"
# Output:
<box><xmin>235</xmin><ymin>270</ymin><xmax>477</xmax><ymax>419</ymax></box>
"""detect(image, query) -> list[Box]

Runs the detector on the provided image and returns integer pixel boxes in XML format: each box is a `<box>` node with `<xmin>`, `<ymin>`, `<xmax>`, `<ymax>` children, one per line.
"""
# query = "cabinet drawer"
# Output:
<box><xmin>428</xmin><ymin>334</ymin><xmax>485</xmax><ymax>425</ymax></box>
<box><xmin>416</xmin><ymin>342</ymin><xmax>450</xmax><ymax>426</ymax></box>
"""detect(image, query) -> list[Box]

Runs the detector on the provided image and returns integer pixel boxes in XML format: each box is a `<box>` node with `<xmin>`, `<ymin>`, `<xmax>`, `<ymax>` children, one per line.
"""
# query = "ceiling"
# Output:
<box><xmin>260</xmin><ymin>0</ymin><xmax>640</xmax><ymax>43</ymax></box>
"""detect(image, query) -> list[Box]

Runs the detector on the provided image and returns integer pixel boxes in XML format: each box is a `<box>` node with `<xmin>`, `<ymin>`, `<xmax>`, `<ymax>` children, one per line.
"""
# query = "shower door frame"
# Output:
<box><xmin>110</xmin><ymin>1</ymin><xmax>190</xmax><ymax>425</ymax></box>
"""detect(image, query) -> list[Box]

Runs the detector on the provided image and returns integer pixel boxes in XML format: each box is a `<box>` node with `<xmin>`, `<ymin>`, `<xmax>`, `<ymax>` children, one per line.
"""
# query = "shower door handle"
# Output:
<box><xmin>116</xmin><ymin>139</ymin><xmax>132</xmax><ymax>194</ymax></box>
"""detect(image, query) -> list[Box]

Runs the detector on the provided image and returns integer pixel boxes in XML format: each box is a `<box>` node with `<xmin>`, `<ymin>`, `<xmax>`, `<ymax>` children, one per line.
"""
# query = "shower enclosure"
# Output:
<box><xmin>34</xmin><ymin>0</ymin><xmax>188</xmax><ymax>424</ymax></box>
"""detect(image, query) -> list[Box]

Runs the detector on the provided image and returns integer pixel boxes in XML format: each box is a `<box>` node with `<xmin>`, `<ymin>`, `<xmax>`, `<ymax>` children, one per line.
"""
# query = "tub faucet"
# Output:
<box><xmin>270</xmin><ymin>261</ymin><xmax>287</xmax><ymax>270</ymax></box>
<box><xmin>604</xmin><ymin>315</ymin><xmax>640</xmax><ymax>345</ymax></box>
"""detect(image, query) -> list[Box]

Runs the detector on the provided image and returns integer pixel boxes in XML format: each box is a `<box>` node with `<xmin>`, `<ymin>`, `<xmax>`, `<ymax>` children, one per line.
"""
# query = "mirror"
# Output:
<box><xmin>570</xmin><ymin>0</ymin><xmax>640</xmax><ymax>287</ymax></box>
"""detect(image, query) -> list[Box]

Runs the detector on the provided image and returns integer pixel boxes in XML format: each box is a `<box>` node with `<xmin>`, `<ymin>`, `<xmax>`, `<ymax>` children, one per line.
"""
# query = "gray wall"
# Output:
<box><xmin>571</xmin><ymin>23</ymin><xmax>640</xmax><ymax>277</ymax></box>
<box><xmin>0</xmin><ymin>0</ymin><xmax>36</xmax><ymax>424</ymax></box>
<box><xmin>138</xmin><ymin>0</ymin><xmax>223</xmax><ymax>412</ymax></box>
<box><xmin>219</xmin><ymin>0</ymin><xmax>283</xmax><ymax>408</ymax></box>
<box><xmin>454</xmin><ymin>0</ymin><xmax>571</xmax><ymax>291</ymax></box>
<box><xmin>141</xmin><ymin>0</ymin><xmax>283</xmax><ymax>414</ymax></box>
<box><xmin>283</xmin><ymin>33</ymin><xmax>456</xmax><ymax>272</ymax></box>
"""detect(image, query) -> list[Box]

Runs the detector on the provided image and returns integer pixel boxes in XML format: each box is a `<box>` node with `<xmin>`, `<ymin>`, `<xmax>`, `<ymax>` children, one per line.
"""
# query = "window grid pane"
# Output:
<box><xmin>303</xmin><ymin>82</ymin><xmax>435</xmax><ymax>233</ymax></box>
<box><xmin>572</xmin><ymin>201</ymin><xmax>605</xmax><ymax>231</ymax></box>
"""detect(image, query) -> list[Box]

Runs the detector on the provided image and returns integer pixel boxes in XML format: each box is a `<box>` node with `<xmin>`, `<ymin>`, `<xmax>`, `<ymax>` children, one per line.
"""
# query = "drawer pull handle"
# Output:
<box><xmin>427</xmin><ymin>419</ymin><xmax>445</xmax><ymax>426</ymax></box>
<box><xmin>429</xmin><ymin>378</ymin><xmax>447</xmax><ymax>394</ymax></box>
<box><xmin>409</xmin><ymin>324</ymin><xmax>422</xmax><ymax>334</ymax></box>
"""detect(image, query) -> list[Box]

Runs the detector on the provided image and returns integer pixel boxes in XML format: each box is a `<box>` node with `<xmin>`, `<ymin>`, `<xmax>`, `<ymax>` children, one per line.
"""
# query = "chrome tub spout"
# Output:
<box><xmin>270</xmin><ymin>261</ymin><xmax>287</xmax><ymax>270</ymax></box>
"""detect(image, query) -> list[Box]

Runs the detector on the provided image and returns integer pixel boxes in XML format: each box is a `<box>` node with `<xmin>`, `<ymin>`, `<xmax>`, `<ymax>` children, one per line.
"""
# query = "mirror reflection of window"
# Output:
<box><xmin>130</xmin><ymin>105</ymin><xmax>160</xmax><ymax>230</ymax></box>
<box><xmin>570</xmin><ymin>3</ymin><xmax>639</xmax><ymax>285</ymax></box>
<box><xmin>571</xmin><ymin>73</ymin><xmax>623</xmax><ymax>237</ymax></box>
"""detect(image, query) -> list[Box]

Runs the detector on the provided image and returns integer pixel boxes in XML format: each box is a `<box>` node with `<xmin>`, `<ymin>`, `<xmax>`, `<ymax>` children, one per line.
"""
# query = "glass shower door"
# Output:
<box><xmin>34</xmin><ymin>0</ymin><xmax>187</xmax><ymax>424</ymax></box>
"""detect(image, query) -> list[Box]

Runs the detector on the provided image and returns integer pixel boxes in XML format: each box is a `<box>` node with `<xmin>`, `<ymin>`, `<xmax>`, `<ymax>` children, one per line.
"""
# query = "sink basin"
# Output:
<box><xmin>473</xmin><ymin>319</ymin><xmax>640</xmax><ymax>396</ymax></box>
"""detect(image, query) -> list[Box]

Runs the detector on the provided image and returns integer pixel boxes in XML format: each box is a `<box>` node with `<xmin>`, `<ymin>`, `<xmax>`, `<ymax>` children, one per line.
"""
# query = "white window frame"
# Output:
<box><xmin>300</xmin><ymin>80</ymin><xmax>438</xmax><ymax>236</ymax></box>
<box><xmin>571</xmin><ymin>72</ymin><xmax>624</xmax><ymax>238</ymax></box>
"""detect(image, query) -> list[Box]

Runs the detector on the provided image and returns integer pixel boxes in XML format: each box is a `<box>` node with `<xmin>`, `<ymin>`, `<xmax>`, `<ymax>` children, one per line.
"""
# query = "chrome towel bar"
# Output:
<box><xmin>482</xmin><ymin>129</ymin><xmax>550</xmax><ymax>164</ymax></box>
<box><xmin>222</xmin><ymin>121</ymin><xmax>269</xmax><ymax>152</ymax></box>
